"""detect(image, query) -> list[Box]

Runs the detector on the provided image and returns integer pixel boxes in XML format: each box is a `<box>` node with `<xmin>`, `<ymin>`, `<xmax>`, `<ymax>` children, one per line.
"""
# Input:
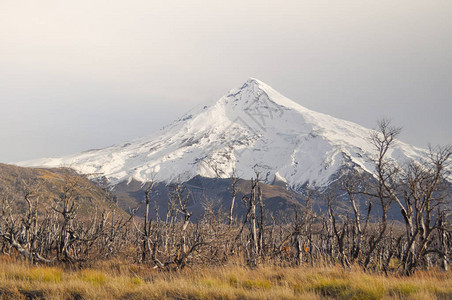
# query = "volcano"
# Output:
<box><xmin>19</xmin><ymin>78</ymin><xmax>427</xmax><ymax>192</ymax></box>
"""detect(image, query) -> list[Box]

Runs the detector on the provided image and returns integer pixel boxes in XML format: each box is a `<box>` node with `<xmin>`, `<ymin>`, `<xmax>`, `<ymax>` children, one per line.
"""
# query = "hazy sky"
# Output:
<box><xmin>1</xmin><ymin>0</ymin><xmax>451</xmax><ymax>163</ymax></box>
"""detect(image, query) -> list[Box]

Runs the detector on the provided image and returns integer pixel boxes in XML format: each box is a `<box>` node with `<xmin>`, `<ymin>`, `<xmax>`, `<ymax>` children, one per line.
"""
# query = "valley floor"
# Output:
<box><xmin>0</xmin><ymin>257</ymin><xmax>450</xmax><ymax>299</ymax></box>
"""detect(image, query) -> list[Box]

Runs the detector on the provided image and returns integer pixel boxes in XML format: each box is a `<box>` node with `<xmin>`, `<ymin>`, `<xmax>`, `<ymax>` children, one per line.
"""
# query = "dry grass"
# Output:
<box><xmin>0</xmin><ymin>256</ymin><xmax>450</xmax><ymax>299</ymax></box>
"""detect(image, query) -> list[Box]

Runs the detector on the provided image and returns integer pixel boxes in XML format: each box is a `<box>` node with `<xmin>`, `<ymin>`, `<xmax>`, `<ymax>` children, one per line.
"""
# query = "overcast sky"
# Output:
<box><xmin>1</xmin><ymin>0</ymin><xmax>451</xmax><ymax>163</ymax></box>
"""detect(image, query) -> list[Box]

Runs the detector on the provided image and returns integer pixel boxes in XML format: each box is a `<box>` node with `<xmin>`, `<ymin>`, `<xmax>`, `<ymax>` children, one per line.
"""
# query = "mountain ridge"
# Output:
<box><xmin>0</xmin><ymin>163</ymin><xmax>127</xmax><ymax>218</ymax></box>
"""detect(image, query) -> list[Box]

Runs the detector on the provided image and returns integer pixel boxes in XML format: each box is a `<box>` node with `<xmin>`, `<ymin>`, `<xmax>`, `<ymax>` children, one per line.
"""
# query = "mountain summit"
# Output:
<box><xmin>19</xmin><ymin>78</ymin><xmax>427</xmax><ymax>190</ymax></box>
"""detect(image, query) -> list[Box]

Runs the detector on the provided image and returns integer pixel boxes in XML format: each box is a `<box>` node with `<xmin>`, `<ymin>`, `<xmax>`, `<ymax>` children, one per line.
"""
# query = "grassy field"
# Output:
<box><xmin>0</xmin><ymin>256</ymin><xmax>450</xmax><ymax>299</ymax></box>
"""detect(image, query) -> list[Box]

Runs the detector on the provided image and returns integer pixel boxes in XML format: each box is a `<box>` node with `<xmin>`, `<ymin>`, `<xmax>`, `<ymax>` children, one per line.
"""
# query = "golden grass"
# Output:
<box><xmin>0</xmin><ymin>257</ymin><xmax>450</xmax><ymax>299</ymax></box>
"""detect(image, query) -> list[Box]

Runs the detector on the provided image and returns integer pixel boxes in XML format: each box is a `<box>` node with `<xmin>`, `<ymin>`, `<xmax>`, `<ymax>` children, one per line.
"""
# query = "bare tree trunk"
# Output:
<box><xmin>142</xmin><ymin>182</ymin><xmax>153</xmax><ymax>263</ymax></box>
<box><xmin>249</xmin><ymin>179</ymin><xmax>258</xmax><ymax>266</ymax></box>
<box><xmin>229</xmin><ymin>171</ymin><xmax>237</xmax><ymax>227</ymax></box>
<box><xmin>257</xmin><ymin>177</ymin><xmax>264</xmax><ymax>257</ymax></box>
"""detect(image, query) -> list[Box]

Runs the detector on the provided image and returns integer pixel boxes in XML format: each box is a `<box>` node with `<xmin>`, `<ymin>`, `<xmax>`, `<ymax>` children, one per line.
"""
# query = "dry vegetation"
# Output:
<box><xmin>0</xmin><ymin>256</ymin><xmax>451</xmax><ymax>300</ymax></box>
<box><xmin>0</xmin><ymin>123</ymin><xmax>450</xmax><ymax>299</ymax></box>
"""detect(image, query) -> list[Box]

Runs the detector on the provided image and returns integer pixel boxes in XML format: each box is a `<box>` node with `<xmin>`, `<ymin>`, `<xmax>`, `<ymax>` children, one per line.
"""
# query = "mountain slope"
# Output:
<box><xmin>112</xmin><ymin>176</ymin><xmax>305</xmax><ymax>222</ymax></box>
<box><xmin>18</xmin><ymin>78</ymin><xmax>428</xmax><ymax>190</ymax></box>
<box><xmin>0</xmin><ymin>163</ymin><xmax>127</xmax><ymax>217</ymax></box>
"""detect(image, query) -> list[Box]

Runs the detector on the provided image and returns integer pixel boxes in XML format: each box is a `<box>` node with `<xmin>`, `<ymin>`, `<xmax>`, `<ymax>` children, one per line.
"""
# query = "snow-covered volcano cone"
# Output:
<box><xmin>18</xmin><ymin>78</ymin><xmax>428</xmax><ymax>190</ymax></box>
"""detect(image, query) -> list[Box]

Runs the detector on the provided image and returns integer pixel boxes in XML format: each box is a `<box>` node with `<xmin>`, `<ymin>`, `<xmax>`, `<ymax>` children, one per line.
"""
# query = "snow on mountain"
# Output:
<box><xmin>18</xmin><ymin>78</ymin><xmax>428</xmax><ymax>190</ymax></box>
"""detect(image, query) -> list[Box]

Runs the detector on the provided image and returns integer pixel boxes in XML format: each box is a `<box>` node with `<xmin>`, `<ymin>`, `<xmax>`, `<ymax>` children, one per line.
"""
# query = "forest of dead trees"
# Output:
<box><xmin>0</xmin><ymin>120</ymin><xmax>451</xmax><ymax>276</ymax></box>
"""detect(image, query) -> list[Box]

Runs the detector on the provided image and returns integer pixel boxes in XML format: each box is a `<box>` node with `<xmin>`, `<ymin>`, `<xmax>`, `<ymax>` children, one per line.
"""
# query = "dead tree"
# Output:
<box><xmin>256</xmin><ymin>173</ymin><xmax>265</xmax><ymax>257</ymax></box>
<box><xmin>229</xmin><ymin>169</ymin><xmax>238</xmax><ymax>227</ymax></box>
<box><xmin>52</xmin><ymin>177</ymin><xmax>80</xmax><ymax>263</ymax></box>
<box><xmin>360</xmin><ymin>119</ymin><xmax>400</xmax><ymax>270</ymax></box>
<box><xmin>173</xmin><ymin>184</ymin><xmax>192</xmax><ymax>268</ymax></box>
<box><xmin>141</xmin><ymin>181</ymin><xmax>154</xmax><ymax>263</ymax></box>
<box><xmin>0</xmin><ymin>184</ymin><xmax>53</xmax><ymax>264</ymax></box>
<box><xmin>366</xmin><ymin>120</ymin><xmax>451</xmax><ymax>274</ymax></box>
<box><xmin>327</xmin><ymin>193</ymin><xmax>351</xmax><ymax>268</ymax></box>
<box><xmin>398</xmin><ymin>145</ymin><xmax>451</xmax><ymax>274</ymax></box>
<box><xmin>438</xmin><ymin>210</ymin><xmax>450</xmax><ymax>271</ymax></box>
<box><xmin>304</xmin><ymin>187</ymin><xmax>315</xmax><ymax>266</ymax></box>
<box><xmin>249</xmin><ymin>177</ymin><xmax>259</xmax><ymax>266</ymax></box>
<box><xmin>342</xmin><ymin>171</ymin><xmax>372</xmax><ymax>263</ymax></box>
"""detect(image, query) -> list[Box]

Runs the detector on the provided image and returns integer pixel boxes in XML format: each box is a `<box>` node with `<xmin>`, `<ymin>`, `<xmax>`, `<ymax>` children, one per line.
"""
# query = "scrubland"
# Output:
<box><xmin>0</xmin><ymin>256</ymin><xmax>450</xmax><ymax>300</ymax></box>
